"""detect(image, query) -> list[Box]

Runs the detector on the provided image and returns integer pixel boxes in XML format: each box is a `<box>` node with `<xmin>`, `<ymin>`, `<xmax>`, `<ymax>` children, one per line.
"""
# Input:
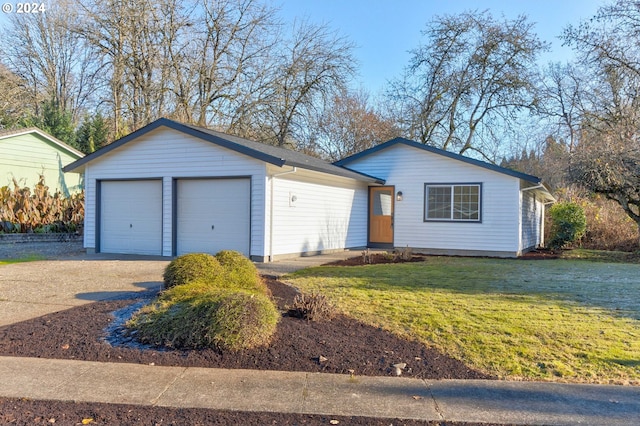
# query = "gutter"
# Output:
<box><xmin>268</xmin><ymin>167</ymin><xmax>297</xmax><ymax>262</ymax></box>
<box><xmin>521</xmin><ymin>183</ymin><xmax>556</xmax><ymax>204</ymax></box>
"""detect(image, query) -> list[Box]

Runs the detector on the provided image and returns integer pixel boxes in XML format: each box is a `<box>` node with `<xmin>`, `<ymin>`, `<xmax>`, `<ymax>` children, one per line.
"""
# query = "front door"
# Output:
<box><xmin>368</xmin><ymin>186</ymin><xmax>394</xmax><ymax>246</ymax></box>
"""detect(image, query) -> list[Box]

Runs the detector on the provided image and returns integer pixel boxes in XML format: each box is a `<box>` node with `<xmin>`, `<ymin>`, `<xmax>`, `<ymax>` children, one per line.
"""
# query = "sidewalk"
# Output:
<box><xmin>1</xmin><ymin>356</ymin><xmax>639</xmax><ymax>425</ymax></box>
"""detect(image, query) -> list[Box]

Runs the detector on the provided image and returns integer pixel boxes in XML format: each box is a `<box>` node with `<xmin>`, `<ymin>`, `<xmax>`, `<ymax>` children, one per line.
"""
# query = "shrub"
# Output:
<box><xmin>127</xmin><ymin>285</ymin><xmax>279</xmax><ymax>351</ymax></box>
<box><xmin>288</xmin><ymin>292</ymin><xmax>336</xmax><ymax>322</ymax></box>
<box><xmin>548</xmin><ymin>202</ymin><xmax>587</xmax><ymax>249</ymax></box>
<box><xmin>0</xmin><ymin>176</ymin><xmax>84</xmax><ymax>233</ymax></box>
<box><xmin>212</xmin><ymin>291</ymin><xmax>280</xmax><ymax>351</ymax></box>
<box><xmin>215</xmin><ymin>250</ymin><xmax>267</xmax><ymax>294</ymax></box>
<box><xmin>163</xmin><ymin>253</ymin><xmax>224</xmax><ymax>289</ymax></box>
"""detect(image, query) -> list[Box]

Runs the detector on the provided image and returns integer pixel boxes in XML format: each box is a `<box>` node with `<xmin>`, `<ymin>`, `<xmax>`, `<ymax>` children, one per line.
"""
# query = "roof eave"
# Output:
<box><xmin>63</xmin><ymin>118</ymin><xmax>288</xmax><ymax>173</ymax></box>
<box><xmin>337</xmin><ymin>137</ymin><xmax>544</xmax><ymax>184</ymax></box>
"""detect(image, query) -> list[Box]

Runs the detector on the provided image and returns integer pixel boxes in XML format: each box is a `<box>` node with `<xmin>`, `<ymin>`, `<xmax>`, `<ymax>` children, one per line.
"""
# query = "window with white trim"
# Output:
<box><xmin>424</xmin><ymin>184</ymin><xmax>481</xmax><ymax>221</ymax></box>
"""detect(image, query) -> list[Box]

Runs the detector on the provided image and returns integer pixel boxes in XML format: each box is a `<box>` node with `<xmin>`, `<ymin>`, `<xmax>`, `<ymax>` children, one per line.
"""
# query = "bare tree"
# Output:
<box><xmin>1</xmin><ymin>0</ymin><xmax>100</xmax><ymax>123</ymax></box>
<box><xmin>537</xmin><ymin>63</ymin><xmax>585</xmax><ymax>153</ymax></box>
<box><xmin>76</xmin><ymin>0</ymin><xmax>180</xmax><ymax>135</ymax></box>
<box><xmin>308</xmin><ymin>88</ymin><xmax>401</xmax><ymax>161</ymax></box>
<box><xmin>389</xmin><ymin>10</ymin><xmax>546</xmax><ymax>160</ymax></box>
<box><xmin>563</xmin><ymin>0</ymin><xmax>640</xmax><ymax>245</ymax></box>
<box><xmin>258</xmin><ymin>20</ymin><xmax>357</xmax><ymax>148</ymax></box>
<box><xmin>189</xmin><ymin>0</ymin><xmax>279</xmax><ymax>127</ymax></box>
<box><xmin>0</xmin><ymin>64</ymin><xmax>31</xmax><ymax>128</ymax></box>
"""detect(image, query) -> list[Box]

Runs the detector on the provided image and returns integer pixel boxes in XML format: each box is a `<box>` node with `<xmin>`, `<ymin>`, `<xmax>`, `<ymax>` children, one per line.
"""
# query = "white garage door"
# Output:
<box><xmin>177</xmin><ymin>178</ymin><xmax>250</xmax><ymax>256</ymax></box>
<box><xmin>100</xmin><ymin>180</ymin><xmax>163</xmax><ymax>255</ymax></box>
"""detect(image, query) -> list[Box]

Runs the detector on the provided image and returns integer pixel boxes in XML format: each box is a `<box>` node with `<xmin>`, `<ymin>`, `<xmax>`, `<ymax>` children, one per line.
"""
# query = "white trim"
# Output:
<box><xmin>268</xmin><ymin>167</ymin><xmax>297</xmax><ymax>262</ymax></box>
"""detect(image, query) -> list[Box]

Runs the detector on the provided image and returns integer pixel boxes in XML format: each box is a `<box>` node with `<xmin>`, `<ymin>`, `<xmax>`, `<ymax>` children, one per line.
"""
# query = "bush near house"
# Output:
<box><xmin>548</xmin><ymin>201</ymin><xmax>587</xmax><ymax>249</ymax></box>
<box><xmin>0</xmin><ymin>177</ymin><xmax>84</xmax><ymax>233</ymax></box>
<box><xmin>162</xmin><ymin>253</ymin><xmax>224</xmax><ymax>289</ymax></box>
<box><xmin>132</xmin><ymin>252</ymin><xmax>279</xmax><ymax>351</ymax></box>
<box><xmin>215</xmin><ymin>249</ymin><xmax>268</xmax><ymax>294</ymax></box>
<box><xmin>163</xmin><ymin>251</ymin><xmax>266</xmax><ymax>293</ymax></box>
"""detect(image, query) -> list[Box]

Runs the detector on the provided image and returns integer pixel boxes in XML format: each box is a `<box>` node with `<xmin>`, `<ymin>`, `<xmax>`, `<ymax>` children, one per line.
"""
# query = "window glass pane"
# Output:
<box><xmin>453</xmin><ymin>185</ymin><xmax>479</xmax><ymax>220</ymax></box>
<box><xmin>373</xmin><ymin>190</ymin><xmax>392</xmax><ymax>216</ymax></box>
<box><xmin>426</xmin><ymin>186</ymin><xmax>451</xmax><ymax>219</ymax></box>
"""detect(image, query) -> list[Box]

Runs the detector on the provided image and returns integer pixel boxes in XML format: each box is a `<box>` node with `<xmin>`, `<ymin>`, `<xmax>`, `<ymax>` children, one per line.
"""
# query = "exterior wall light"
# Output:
<box><xmin>396</xmin><ymin>191</ymin><xmax>403</xmax><ymax>201</ymax></box>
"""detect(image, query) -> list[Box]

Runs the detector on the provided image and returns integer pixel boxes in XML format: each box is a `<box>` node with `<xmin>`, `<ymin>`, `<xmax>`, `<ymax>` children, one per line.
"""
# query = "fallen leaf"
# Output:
<box><xmin>61</xmin><ymin>344</ymin><xmax>69</xmax><ymax>350</ymax></box>
<box><xmin>48</xmin><ymin>418</ymin><xmax>55</xmax><ymax>424</ymax></box>
<box><xmin>412</xmin><ymin>395</ymin><xmax>423</xmax><ymax>400</ymax></box>
<box><xmin>81</xmin><ymin>418</ymin><xmax>94</xmax><ymax>424</ymax></box>
<box><xmin>330</xmin><ymin>420</ymin><xmax>339</xmax><ymax>425</ymax></box>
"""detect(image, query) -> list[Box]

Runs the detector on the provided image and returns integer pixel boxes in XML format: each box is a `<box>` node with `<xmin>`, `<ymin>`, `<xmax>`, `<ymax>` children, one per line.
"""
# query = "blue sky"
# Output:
<box><xmin>0</xmin><ymin>0</ymin><xmax>604</xmax><ymax>92</ymax></box>
<box><xmin>274</xmin><ymin>0</ymin><xmax>605</xmax><ymax>93</ymax></box>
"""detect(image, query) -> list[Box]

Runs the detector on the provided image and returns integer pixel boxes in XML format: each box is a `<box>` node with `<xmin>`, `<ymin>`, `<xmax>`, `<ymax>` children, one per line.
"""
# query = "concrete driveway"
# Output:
<box><xmin>0</xmin><ymin>257</ymin><xmax>168</xmax><ymax>326</ymax></box>
<box><xmin>0</xmin><ymin>249</ymin><xmax>362</xmax><ymax>327</ymax></box>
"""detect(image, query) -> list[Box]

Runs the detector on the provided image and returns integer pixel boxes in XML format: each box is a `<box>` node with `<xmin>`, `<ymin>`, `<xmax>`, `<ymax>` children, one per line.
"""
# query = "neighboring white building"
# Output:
<box><xmin>64</xmin><ymin>118</ymin><xmax>554</xmax><ymax>260</ymax></box>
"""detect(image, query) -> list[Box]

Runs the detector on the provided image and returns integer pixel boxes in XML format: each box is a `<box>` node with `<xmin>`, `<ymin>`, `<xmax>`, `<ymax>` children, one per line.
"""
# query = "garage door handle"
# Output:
<box><xmin>130</xmin><ymin>224</ymin><xmax>132</xmax><ymax>228</ymax></box>
<box><xmin>211</xmin><ymin>225</ymin><xmax>214</xmax><ymax>230</ymax></box>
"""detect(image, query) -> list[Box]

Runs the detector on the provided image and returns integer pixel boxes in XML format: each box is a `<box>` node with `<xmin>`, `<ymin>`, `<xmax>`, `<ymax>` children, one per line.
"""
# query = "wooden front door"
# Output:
<box><xmin>369</xmin><ymin>186</ymin><xmax>394</xmax><ymax>246</ymax></box>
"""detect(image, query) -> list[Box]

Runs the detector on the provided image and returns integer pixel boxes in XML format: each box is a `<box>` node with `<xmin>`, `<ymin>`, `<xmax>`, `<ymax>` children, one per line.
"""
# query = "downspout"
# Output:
<box><xmin>269</xmin><ymin>167</ymin><xmax>297</xmax><ymax>262</ymax></box>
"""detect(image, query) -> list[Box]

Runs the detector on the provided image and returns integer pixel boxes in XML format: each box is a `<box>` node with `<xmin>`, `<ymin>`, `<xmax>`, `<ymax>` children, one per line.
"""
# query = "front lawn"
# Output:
<box><xmin>0</xmin><ymin>255</ymin><xmax>43</xmax><ymax>265</ymax></box>
<box><xmin>285</xmin><ymin>257</ymin><xmax>640</xmax><ymax>384</ymax></box>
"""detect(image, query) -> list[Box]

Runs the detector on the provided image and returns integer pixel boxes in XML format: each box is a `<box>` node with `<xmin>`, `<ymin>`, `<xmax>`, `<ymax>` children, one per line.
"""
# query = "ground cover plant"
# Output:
<box><xmin>285</xmin><ymin>256</ymin><xmax>640</xmax><ymax>384</ymax></box>
<box><xmin>0</xmin><ymin>255</ymin><xmax>43</xmax><ymax>265</ymax></box>
<box><xmin>130</xmin><ymin>251</ymin><xmax>279</xmax><ymax>351</ymax></box>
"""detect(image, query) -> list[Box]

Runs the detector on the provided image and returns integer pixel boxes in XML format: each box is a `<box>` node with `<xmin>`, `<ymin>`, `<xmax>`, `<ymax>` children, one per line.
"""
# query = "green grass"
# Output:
<box><xmin>559</xmin><ymin>248</ymin><xmax>640</xmax><ymax>263</ymax></box>
<box><xmin>0</xmin><ymin>255</ymin><xmax>44</xmax><ymax>265</ymax></box>
<box><xmin>285</xmin><ymin>257</ymin><xmax>640</xmax><ymax>384</ymax></box>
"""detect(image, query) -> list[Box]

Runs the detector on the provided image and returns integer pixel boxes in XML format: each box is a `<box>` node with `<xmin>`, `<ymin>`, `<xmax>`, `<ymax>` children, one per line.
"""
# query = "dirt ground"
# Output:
<box><xmin>0</xmin><ymin>268</ymin><xmax>497</xmax><ymax>425</ymax></box>
<box><xmin>3</xmin><ymin>247</ymin><xmax>636</xmax><ymax>424</ymax></box>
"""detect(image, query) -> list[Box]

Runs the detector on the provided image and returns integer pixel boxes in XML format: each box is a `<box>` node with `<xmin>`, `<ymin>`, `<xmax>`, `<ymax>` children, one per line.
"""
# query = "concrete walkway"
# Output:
<box><xmin>1</xmin><ymin>251</ymin><xmax>640</xmax><ymax>424</ymax></box>
<box><xmin>0</xmin><ymin>356</ymin><xmax>639</xmax><ymax>425</ymax></box>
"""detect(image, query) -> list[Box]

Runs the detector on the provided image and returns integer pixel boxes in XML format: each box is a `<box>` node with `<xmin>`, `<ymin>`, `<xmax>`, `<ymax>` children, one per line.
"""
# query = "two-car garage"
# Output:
<box><xmin>98</xmin><ymin>178</ymin><xmax>250</xmax><ymax>256</ymax></box>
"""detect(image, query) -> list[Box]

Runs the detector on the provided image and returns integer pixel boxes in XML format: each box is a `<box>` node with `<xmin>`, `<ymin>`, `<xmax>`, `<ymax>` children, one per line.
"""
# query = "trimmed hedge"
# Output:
<box><xmin>215</xmin><ymin>250</ymin><xmax>267</xmax><ymax>294</ymax></box>
<box><xmin>128</xmin><ymin>283</ymin><xmax>279</xmax><ymax>351</ymax></box>
<box><xmin>162</xmin><ymin>253</ymin><xmax>224</xmax><ymax>289</ymax></box>
<box><xmin>130</xmin><ymin>251</ymin><xmax>279</xmax><ymax>351</ymax></box>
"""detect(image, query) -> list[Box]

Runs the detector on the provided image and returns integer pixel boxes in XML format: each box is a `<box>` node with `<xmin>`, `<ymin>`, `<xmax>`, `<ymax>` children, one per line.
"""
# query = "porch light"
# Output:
<box><xmin>396</xmin><ymin>191</ymin><xmax>403</xmax><ymax>201</ymax></box>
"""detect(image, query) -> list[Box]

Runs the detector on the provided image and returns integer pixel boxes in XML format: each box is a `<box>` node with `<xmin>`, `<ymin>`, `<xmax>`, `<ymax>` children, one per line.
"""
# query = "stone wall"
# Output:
<box><xmin>0</xmin><ymin>234</ymin><xmax>84</xmax><ymax>259</ymax></box>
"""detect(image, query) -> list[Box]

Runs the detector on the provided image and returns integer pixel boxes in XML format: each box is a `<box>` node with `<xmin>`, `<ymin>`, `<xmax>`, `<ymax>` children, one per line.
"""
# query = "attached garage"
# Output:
<box><xmin>99</xmin><ymin>180</ymin><xmax>162</xmax><ymax>255</ymax></box>
<box><xmin>175</xmin><ymin>178</ymin><xmax>251</xmax><ymax>256</ymax></box>
<box><xmin>63</xmin><ymin>118</ymin><xmax>377</xmax><ymax>260</ymax></box>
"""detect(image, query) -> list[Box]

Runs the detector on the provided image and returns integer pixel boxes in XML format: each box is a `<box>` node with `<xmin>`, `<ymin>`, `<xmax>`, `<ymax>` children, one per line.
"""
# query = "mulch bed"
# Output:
<box><xmin>0</xmin><ymin>268</ymin><xmax>495</xmax><ymax>425</ymax></box>
<box><xmin>0</xmin><ymin>278</ymin><xmax>489</xmax><ymax>380</ymax></box>
<box><xmin>323</xmin><ymin>253</ymin><xmax>428</xmax><ymax>266</ymax></box>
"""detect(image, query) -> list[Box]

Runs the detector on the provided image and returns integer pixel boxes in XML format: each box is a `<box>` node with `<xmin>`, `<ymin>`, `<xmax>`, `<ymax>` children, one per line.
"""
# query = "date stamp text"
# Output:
<box><xmin>2</xmin><ymin>3</ymin><xmax>47</xmax><ymax>14</ymax></box>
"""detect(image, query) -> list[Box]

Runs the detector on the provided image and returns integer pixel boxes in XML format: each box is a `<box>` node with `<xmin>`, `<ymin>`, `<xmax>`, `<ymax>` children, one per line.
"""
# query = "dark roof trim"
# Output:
<box><xmin>63</xmin><ymin>118</ymin><xmax>285</xmax><ymax>172</ymax></box>
<box><xmin>63</xmin><ymin>118</ymin><xmax>384</xmax><ymax>184</ymax></box>
<box><xmin>335</xmin><ymin>137</ymin><xmax>542</xmax><ymax>184</ymax></box>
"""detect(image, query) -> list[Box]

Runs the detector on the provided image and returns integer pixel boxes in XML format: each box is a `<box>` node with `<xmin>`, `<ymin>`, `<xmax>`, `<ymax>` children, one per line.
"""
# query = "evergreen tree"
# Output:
<box><xmin>76</xmin><ymin>113</ymin><xmax>109</xmax><ymax>153</ymax></box>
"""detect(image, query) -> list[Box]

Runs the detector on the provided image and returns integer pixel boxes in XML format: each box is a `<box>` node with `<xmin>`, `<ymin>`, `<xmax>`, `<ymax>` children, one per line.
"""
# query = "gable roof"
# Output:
<box><xmin>62</xmin><ymin>118</ymin><xmax>384</xmax><ymax>184</ymax></box>
<box><xmin>336</xmin><ymin>137</ymin><xmax>543</xmax><ymax>184</ymax></box>
<box><xmin>0</xmin><ymin>127</ymin><xmax>84</xmax><ymax>158</ymax></box>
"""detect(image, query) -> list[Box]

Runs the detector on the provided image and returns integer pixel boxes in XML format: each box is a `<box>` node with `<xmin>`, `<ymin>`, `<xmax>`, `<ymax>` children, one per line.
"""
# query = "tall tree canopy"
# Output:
<box><xmin>563</xmin><ymin>0</ymin><xmax>640</xmax><ymax>243</ymax></box>
<box><xmin>389</xmin><ymin>10</ymin><xmax>546</xmax><ymax>161</ymax></box>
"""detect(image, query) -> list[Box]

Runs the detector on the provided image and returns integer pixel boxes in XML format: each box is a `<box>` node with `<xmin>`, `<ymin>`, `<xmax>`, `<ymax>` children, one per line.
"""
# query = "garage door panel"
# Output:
<box><xmin>177</xmin><ymin>179</ymin><xmax>250</xmax><ymax>256</ymax></box>
<box><xmin>100</xmin><ymin>180</ymin><xmax>162</xmax><ymax>255</ymax></box>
